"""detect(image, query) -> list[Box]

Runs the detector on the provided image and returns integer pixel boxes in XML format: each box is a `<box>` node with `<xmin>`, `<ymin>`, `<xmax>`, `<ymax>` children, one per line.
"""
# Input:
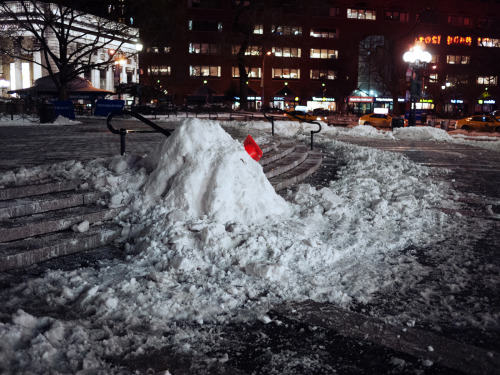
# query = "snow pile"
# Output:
<box><xmin>0</xmin><ymin>118</ymin><xmax>496</xmax><ymax>374</ymax></box>
<box><xmin>52</xmin><ymin>115</ymin><xmax>82</xmax><ymax>125</ymax></box>
<box><xmin>228</xmin><ymin>120</ymin><xmax>500</xmax><ymax>151</ymax></box>
<box><xmin>134</xmin><ymin>118</ymin><xmax>289</xmax><ymax>224</ymax></box>
<box><xmin>392</xmin><ymin>126</ymin><xmax>454</xmax><ymax>141</ymax></box>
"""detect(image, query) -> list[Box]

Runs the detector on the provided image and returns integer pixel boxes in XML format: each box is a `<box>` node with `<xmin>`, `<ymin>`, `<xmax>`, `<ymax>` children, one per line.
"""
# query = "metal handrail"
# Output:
<box><xmin>262</xmin><ymin>109</ymin><xmax>275</xmax><ymax>136</ymax></box>
<box><xmin>284</xmin><ymin>112</ymin><xmax>322</xmax><ymax>150</ymax></box>
<box><xmin>106</xmin><ymin>109</ymin><xmax>173</xmax><ymax>155</ymax></box>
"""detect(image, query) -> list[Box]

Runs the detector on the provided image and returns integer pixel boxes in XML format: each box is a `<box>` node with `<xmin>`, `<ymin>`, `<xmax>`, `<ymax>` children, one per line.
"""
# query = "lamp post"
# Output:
<box><xmin>261</xmin><ymin>51</ymin><xmax>271</xmax><ymax>112</ymax></box>
<box><xmin>441</xmin><ymin>81</ymin><xmax>451</xmax><ymax>129</ymax></box>
<box><xmin>403</xmin><ymin>44</ymin><xmax>431</xmax><ymax>126</ymax></box>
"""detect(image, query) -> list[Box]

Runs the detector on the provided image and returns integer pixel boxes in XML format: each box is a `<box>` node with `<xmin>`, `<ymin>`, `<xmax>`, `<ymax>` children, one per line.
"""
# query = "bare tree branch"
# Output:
<box><xmin>0</xmin><ymin>0</ymin><xmax>140</xmax><ymax>100</ymax></box>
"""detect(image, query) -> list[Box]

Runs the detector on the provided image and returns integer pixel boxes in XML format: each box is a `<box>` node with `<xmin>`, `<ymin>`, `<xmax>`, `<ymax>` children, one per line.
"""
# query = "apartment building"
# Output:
<box><xmin>96</xmin><ymin>0</ymin><xmax>500</xmax><ymax>115</ymax></box>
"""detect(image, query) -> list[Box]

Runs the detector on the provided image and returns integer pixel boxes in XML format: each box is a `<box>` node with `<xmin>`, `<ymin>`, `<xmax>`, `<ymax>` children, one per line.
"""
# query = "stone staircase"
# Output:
<box><xmin>0</xmin><ymin>180</ymin><xmax>123</xmax><ymax>272</ymax></box>
<box><xmin>260</xmin><ymin>136</ymin><xmax>323</xmax><ymax>192</ymax></box>
<box><xmin>0</xmin><ymin>137</ymin><xmax>321</xmax><ymax>272</ymax></box>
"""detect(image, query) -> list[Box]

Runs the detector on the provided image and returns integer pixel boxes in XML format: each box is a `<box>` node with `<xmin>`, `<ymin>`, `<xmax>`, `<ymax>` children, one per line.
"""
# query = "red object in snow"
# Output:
<box><xmin>244</xmin><ymin>134</ymin><xmax>263</xmax><ymax>161</ymax></box>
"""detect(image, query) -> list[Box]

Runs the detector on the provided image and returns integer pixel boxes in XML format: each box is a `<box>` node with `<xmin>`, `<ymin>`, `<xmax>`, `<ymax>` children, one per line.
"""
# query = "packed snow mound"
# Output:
<box><xmin>138</xmin><ymin>118</ymin><xmax>290</xmax><ymax>224</ymax></box>
<box><xmin>393</xmin><ymin>126</ymin><xmax>453</xmax><ymax>141</ymax></box>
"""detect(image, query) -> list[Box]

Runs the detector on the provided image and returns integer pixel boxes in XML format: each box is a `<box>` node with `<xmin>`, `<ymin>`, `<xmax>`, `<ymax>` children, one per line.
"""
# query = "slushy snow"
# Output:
<box><xmin>0</xmin><ymin>117</ymin><xmax>498</xmax><ymax>374</ymax></box>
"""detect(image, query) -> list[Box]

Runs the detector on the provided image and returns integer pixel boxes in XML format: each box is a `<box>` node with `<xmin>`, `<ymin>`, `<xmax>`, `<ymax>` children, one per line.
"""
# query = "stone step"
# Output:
<box><xmin>270</xmin><ymin>149</ymin><xmax>323</xmax><ymax>191</ymax></box>
<box><xmin>259</xmin><ymin>138</ymin><xmax>296</xmax><ymax>166</ymax></box>
<box><xmin>0</xmin><ymin>205</ymin><xmax>120</xmax><ymax>243</ymax></box>
<box><xmin>264</xmin><ymin>144</ymin><xmax>308</xmax><ymax>179</ymax></box>
<box><xmin>259</xmin><ymin>140</ymin><xmax>279</xmax><ymax>154</ymax></box>
<box><xmin>0</xmin><ymin>190</ymin><xmax>103</xmax><ymax>219</ymax></box>
<box><xmin>0</xmin><ymin>179</ymin><xmax>86</xmax><ymax>201</ymax></box>
<box><xmin>0</xmin><ymin>222</ymin><xmax>122</xmax><ymax>272</ymax></box>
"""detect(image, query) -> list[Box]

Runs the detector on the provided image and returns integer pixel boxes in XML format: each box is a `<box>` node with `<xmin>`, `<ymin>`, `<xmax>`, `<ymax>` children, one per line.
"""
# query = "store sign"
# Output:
<box><xmin>94</xmin><ymin>99</ymin><xmax>125</xmax><ymax>117</ymax></box>
<box><xmin>416</xmin><ymin>35</ymin><xmax>441</xmax><ymax>45</ymax></box>
<box><xmin>447</xmin><ymin>36</ymin><xmax>472</xmax><ymax>46</ymax></box>
<box><xmin>349</xmin><ymin>96</ymin><xmax>373</xmax><ymax>103</ymax></box>
<box><xmin>451</xmin><ymin>99</ymin><xmax>464</xmax><ymax>104</ymax></box>
<box><xmin>375</xmin><ymin>97</ymin><xmax>392</xmax><ymax>102</ymax></box>
<box><xmin>312</xmin><ymin>96</ymin><xmax>335</xmax><ymax>102</ymax></box>
<box><xmin>420</xmin><ymin>99</ymin><xmax>433</xmax><ymax>103</ymax></box>
<box><xmin>479</xmin><ymin>99</ymin><xmax>496</xmax><ymax>104</ymax></box>
<box><xmin>416</xmin><ymin>35</ymin><xmax>473</xmax><ymax>46</ymax></box>
<box><xmin>274</xmin><ymin>96</ymin><xmax>285</xmax><ymax>101</ymax></box>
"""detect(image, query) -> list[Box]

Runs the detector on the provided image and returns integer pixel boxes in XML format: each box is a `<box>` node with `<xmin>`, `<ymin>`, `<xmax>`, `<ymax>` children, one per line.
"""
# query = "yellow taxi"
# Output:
<box><xmin>359</xmin><ymin>113</ymin><xmax>406</xmax><ymax>128</ymax></box>
<box><xmin>455</xmin><ymin>115</ymin><xmax>500</xmax><ymax>132</ymax></box>
<box><xmin>285</xmin><ymin>110</ymin><xmax>327</xmax><ymax>122</ymax></box>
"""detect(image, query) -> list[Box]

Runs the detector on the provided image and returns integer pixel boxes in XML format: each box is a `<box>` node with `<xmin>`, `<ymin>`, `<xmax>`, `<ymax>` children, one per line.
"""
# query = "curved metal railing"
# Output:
<box><xmin>282</xmin><ymin>111</ymin><xmax>322</xmax><ymax>150</ymax></box>
<box><xmin>106</xmin><ymin>110</ymin><xmax>173</xmax><ymax>155</ymax></box>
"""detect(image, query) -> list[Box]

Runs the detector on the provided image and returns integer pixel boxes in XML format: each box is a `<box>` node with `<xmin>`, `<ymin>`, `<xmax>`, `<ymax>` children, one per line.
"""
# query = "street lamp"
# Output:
<box><xmin>441</xmin><ymin>82</ymin><xmax>451</xmax><ymax>129</ymax></box>
<box><xmin>261</xmin><ymin>51</ymin><xmax>272</xmax><ymax>112</ymax></box>
<box><xmin>403</xmin><ymin>44</ymin><xmax>432</xmax><ymax>126</ymax></box>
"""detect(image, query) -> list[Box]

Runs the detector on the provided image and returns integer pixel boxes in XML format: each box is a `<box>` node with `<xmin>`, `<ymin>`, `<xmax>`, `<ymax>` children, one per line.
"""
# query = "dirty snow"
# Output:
<box><xmin>0</xmin><ymin>117</ymin><xmax>498</xmax><ymax>374</ymax></box>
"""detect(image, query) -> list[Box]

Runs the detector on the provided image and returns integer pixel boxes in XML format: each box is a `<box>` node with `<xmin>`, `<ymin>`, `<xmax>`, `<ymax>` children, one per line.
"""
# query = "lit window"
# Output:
<box><xmin>478</xmin><ymin>38</ymin><xmax>500</xmax><ymax>47</ymax></box>
<box><xmin>310</xmin><ymin>29</ymin><xmax>338</xmax><ymax>38</ymax></box>
<box><xmin>148</xmin><ymin>66</ymin><xmax>171</xmax><ymax>76</ymax></box>
<box><xmin>232</xmin><ymin>45</ymin><xmax>260</xmax><ymax>55</ymax></box>
<box><xmin>310</xmin><ymin>70</ymin><xmax>336</xmax><ymax>80</ymax></box>
<box><xmin>190</xmin><ymin>65</ymin><xmax>221</xmax><ymax>77</ymax></box>
<box><xmin>272</xmin><ymin>47</ymin><xmax>301</xmax><ymax>58</ymax></box>
<box><xmin>446</xmin><ymin>55</ymin><xmax>470</xmax><ymax>64</ymax></box>
<box><xmin>310</xmin><ymin>49</ymin><xmax>338</xmax><ymax>59</ymax></box>
<box><xmin>232</xmin><ymin>67</ymin><xmax>261</xmax><ymax>78</ymax></box>
<box><xmin>477</xmin><ymin>76</ymin><xmax>498</xmax><ymax>85</ymax></box>
<box><xmin>189</xmin><ymin>43</ymin><xmax>219</xmax><ymax>54</ymax></box>
<box><xmin>428</xmin><ymin>74</ymin><xmax>438</xmax><ymax>83</ymax></box>
<box><xmin>272</xmin><ymin>68</ymin><xmax>300</xmax><ymax>79</ymax></box>
<box><xmin>254</xmin><ymin>24</ymin><xmax>263</xmax><ymax>34</ymax></box>
<box><xmin>347</xmin><ymin>8</ymin><xmax>376</xmax><ymax>20</ymax></box>
<box><xmin>271</xmin><ymin>25</ymin><xmax>302</xmax><ymax>36</ymax></box>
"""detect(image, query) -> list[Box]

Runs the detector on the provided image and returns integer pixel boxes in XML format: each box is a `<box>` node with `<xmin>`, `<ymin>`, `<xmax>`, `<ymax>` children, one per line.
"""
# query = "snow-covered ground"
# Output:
<box><xmin>0</xmin><ymin>117</ymin><xmax>498</xmax><ymax>374</ymax></box>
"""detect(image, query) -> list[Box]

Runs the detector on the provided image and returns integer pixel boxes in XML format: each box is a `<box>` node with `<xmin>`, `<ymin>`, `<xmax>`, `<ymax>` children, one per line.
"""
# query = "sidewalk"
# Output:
<box><xmin>0</xmin><ymin>116</ymin><xmax>273</xmax><ymax>174</ymax></box>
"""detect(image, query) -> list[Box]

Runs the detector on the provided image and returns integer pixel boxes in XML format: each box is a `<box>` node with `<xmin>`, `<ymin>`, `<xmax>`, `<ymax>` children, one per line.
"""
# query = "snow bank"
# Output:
<box><xmin>0</xmin><ymin>117</ymin><xmax>496</xmax><ymax>375</ymax></box>
<box><xmin>135</xmin><ymin>118</ymin><xmax>290</xmax><ymax>224</ymax></box>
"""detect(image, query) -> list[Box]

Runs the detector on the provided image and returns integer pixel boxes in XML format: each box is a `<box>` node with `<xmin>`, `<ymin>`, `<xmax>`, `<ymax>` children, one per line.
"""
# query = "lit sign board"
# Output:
<box><xmin>375</xmin><ymin>97</ymin><xmax>393</xmax><ymax>102</ymax></box>
<box><xmin>447</xmin><ymin>36</ymin><xmax>472</xmax><ymax>46</ymax></box>
<box><xmin>451</xmin><ymin>99</ymin><xmax>464</xmax><ymax>104</ymax></box>
<box><xmin>274</xmin><ymin>96</ymin><xmax>285</xmax><ymax>101</ymax></box>
<box><xmin>416</xmin><ymin>35</ymin><xmax>441</xmax><ymax>45</ymax></box>
<box><xmin>349</xmin><ymin>96</ymin><xmax>373</xmax><ymax>103</ymax></box>
<box><xmin>420</xmin><ymin>99</ymin><xmax>433</xmax><ymax>103</ymax></box>
<box><xmin>479</xmin><ymin>99</ymin><xmax>496</xmax><ymax>104</ymax></box>
<box><xmin>416</xmin><ymin>35</ymin><xmax>473</xmax><ymax>46</ymax></box>
<box><xmin>312</xmin><ymin>97</ymin><xmax>335</xmax><ymax>102</ymax></box>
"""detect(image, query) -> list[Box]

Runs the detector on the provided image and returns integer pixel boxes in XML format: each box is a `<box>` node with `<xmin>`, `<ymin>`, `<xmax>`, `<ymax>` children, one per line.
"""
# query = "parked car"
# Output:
<box><xmin>359</xmin><ymin>113</ymin><xmax>406</xmax><ymax>128</ymax></box>
<box><xmin>285</xmin><ymin>110</ymin><xmax>327</xmax><ymax>122</ymax></box>
<box><xmin>455</xmin><ymin>115</ymin><xmax>500</xmax><ymax>132</ymax></box>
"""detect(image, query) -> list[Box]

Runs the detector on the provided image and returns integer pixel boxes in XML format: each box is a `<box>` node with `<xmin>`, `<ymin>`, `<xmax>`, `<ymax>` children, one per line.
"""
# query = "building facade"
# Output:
<box><xmin>137</xmin><ymin>0</ymin><xmax>500</xmax><ymax>116</ymax></box>
<box><xmin>0</xmin><ymin>1</ymin><xmax>141</xmax><ymax>105</ymax></box>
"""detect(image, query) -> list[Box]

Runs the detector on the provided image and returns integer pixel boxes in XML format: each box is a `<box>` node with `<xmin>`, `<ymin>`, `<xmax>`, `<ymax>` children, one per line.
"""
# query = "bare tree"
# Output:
<box><xmin>0</xmin><ymin>0</ymin><xmax>139</xmax><ymax>100</ymax></box>
<box><xmin>229</xmin><ymin>0</ymin><xmax>303</xmax><ymax>110</ymax></box>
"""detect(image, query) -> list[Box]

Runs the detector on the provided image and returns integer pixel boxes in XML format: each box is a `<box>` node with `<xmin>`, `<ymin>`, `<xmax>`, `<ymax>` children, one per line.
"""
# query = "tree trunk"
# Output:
<box><xmin>58</xmin><ymin>83</ymin><xmax>69</xmax><ymax>101</ymax></box>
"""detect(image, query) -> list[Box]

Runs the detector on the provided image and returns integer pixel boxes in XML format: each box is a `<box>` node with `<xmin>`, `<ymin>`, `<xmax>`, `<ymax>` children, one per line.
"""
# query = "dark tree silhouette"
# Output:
<box><xmin>0</xmin><ymin>0</ymin><xmax>139</xmax><ymax>100</ymax></box>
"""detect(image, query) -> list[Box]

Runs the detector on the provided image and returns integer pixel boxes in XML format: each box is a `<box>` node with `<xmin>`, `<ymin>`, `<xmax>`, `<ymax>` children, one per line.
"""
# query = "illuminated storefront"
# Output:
<box><xmin>348</xmin><ymin>96</ymin><xmax>373</xmax><ymax>115</ymax></box>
